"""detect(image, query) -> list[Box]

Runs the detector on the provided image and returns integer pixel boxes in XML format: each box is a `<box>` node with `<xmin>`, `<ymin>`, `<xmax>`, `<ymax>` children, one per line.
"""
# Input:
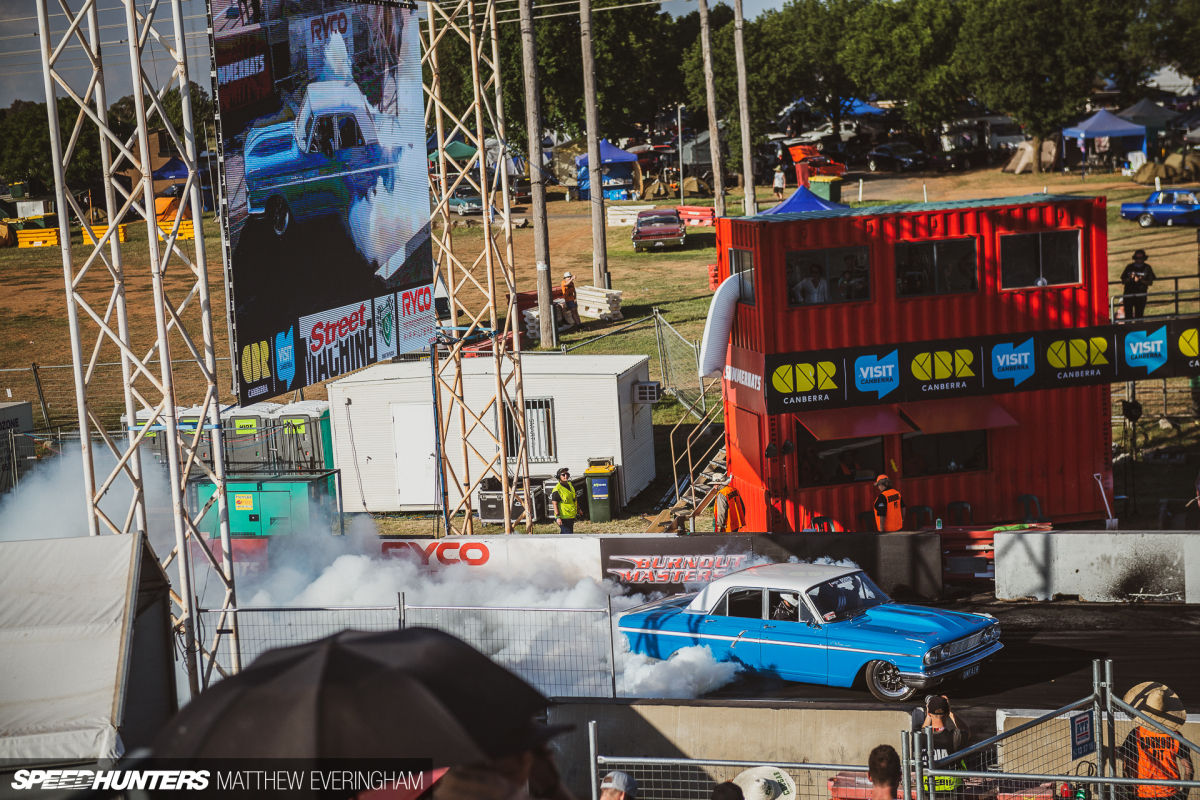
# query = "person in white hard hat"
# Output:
<box><xmin>561</xmin><ymin>271</ymin><xmax>580</xmax><ymax>328</ymax></box>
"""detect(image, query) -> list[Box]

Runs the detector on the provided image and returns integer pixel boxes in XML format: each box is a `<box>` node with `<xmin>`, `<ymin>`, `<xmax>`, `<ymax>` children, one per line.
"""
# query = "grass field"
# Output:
<box><xmin>3</xmin><ymin>168</ymin><xmax>1199</xmax><ymax>531</ymax></box>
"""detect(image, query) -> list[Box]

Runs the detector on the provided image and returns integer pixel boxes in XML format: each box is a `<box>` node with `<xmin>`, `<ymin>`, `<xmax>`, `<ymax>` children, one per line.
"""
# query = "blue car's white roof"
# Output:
<box><xmin>686</xmin><ymin>563</ymin><xmax>860</xmax><ymax>613</ymax></box>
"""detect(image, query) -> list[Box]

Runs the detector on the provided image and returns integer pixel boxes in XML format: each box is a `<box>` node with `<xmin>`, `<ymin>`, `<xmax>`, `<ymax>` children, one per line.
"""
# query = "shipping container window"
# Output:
<box><xmin>1000</xmin><ymin>230</ymin><xmax>1080</xmax><ymax>289</ymax></box>
<box><xmin>785</xmin><ymin>246</ymin><xmax>870</xmax><ymax>307</ymax></box>
<box><xmin>901</xmin><ymin>429</ymin><xmax>988</xmax><ymax>477</ymax></box>
<box><xmin>895</xmin><ymin>238</ymin><xmax>978</xmax><ymax>297</ymax></box>
<box><xmin>793</xmin><ymin>423</ymin><xmax>885</xmax><ymax>487</ymax></box>
<box><xmin>503</xmin><ymin>398</ymin><xmax>556</xmax><ymax>462</ymax></box>
<box><xmin>730</xmin><ymin>248</ymin><xmax>755</xmax><ymax>304</ymax></box>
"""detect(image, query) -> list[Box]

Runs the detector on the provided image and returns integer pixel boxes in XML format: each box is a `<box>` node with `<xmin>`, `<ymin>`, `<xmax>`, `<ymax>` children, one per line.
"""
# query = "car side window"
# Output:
<box><xmin>337</xmin><ymin>114</ymin><xmax>365</xmax><ymax>149</ymax></box>
<box><xmin>768</xmin><ymin>590</ymin><xmax>813</xmax><ymax>623</ymax></box>
<box><xmin>312</xmin><ymin>116</ymin><xmax>337</xmax><ymax>157</ymax></box>
<box><xmin>715</xmin><ymin>588</ymin><xmax>763</xmax><ymax>619</ymax></box>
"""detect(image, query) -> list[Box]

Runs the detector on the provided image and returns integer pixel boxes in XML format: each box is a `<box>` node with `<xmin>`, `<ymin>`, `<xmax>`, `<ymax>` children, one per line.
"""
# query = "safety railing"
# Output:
<box><xmin>1108</xmin><ymin>276</ymin><xmax>1200</xmax><ymax>323</ymax></box>
<box><xmin>590</xmin><ymin>722</ymin><xmax>870</xmax><ymax>800</ymax></box>
<box><xmin>196</xmin><ymin>598</ymin><xmax>622</xmax><ymax>699</ymax></box>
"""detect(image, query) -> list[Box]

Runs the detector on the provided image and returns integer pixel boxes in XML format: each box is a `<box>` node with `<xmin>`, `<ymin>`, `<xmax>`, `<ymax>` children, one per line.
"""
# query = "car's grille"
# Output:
<box><xmin>942</xmin><ymin>631</ymin><xmax>985</xmax><ymax>658</ymax></box>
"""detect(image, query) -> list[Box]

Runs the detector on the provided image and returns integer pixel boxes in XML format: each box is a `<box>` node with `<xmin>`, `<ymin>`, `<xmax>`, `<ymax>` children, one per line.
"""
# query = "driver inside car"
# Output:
<box><xmin>772</xmin><ymin>593</ymin><xmax>801</xmax><ymax>621</ymax></box>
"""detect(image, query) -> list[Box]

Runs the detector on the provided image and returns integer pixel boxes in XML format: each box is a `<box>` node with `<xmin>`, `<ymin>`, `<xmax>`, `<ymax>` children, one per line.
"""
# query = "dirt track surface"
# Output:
<box><xmin>706</xmin><ymin>598</ymin><xmax>1200</xmax><ymax>737</ymax></box>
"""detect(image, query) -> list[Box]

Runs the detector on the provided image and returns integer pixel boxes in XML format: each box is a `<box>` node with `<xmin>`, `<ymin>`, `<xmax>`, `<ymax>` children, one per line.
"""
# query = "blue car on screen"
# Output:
<box><xmin>1120</xmin><ymin>190</ymin><xmax>1200</xmax><ymax>228</ymax></box>
<box><xmin>618</xmin><ymin>563</ymin><xmax>1002</xmax><ymax>702</ymax></box>
<box><xmin>244</xmin><ymin>81</ymin><xmax>393</xmax><ymax>237</ymax></box>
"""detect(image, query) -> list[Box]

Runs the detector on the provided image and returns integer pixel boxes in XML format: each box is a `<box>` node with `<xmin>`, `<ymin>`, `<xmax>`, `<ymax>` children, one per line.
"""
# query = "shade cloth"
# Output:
<box><xmin>898</xmin><ymin>396</ymin><xmax>1018</xmax><ymax>434</ymax></box>
<box><xmin>1117</xmin><ymin>98</ymin><xmax>1180</xmax><ymax>128</ymax></box>
<box><xmin>796</xmin><ymin>405</ymin><xmax>914</xmax><ymax>440</ymax></box>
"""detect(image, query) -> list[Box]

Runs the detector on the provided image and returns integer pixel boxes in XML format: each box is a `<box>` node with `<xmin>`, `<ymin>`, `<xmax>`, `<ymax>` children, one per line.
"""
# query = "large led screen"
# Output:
<box><xmin>209</xmin><ymin>0</ymin><xmax>433</xmax><ymax>404</ymax></box>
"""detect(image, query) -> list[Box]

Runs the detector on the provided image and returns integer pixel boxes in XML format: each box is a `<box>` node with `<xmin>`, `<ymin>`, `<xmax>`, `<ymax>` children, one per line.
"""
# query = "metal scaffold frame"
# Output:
<box><xmin>34</xmin><ymin>0</ymin><xmax>240</xmax><ymax>695</ymax></box>
<box><xmin>423</xmin><ymin>0</ymin><xmax>533</xmax><ymax>535</ymax></box>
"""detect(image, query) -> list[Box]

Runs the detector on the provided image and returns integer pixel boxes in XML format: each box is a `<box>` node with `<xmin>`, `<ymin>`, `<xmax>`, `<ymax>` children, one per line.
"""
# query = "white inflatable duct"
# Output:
<box><xmin>697</xmin><ymin>272</ymin><xmax>742</xmax><ymax>377</ymax></box>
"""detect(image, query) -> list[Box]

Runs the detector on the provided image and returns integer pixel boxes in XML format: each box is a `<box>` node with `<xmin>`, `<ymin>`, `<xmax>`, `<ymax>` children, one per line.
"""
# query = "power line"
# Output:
<box><xmin>496</xmin><ymin>0</ymin><xmax>664</xmax><ymax>23</ymax></box>
<box><xmin>0</xmin><ymin>14</ymin><xmax>206</xmax><ymax>42</ymax></box>
<box><xmin>1</xmin><ymin>25</ymin><xmax>207</xmax><ymax>57</ymax></box>
<box><xmin>1</xmin><ymin>0</ymin><xmax>207</xmax><ymax>24</ymax></box>
<box><xmin>0</xmin><ymin>47</ymin><xmax>208</xmax><ymax>78</ymax></box>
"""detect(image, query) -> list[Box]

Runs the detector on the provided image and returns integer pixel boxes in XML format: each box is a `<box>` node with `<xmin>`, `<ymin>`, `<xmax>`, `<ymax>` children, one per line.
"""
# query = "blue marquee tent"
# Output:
<box><xmin>1062</xmin><ymin>110</ymin><xmax>1146</xmax><ymax>152</ymax></box>
<box><xmin>576</xmin><ymin>140</ymin><xmax>638</xmax><ymax>201</ymax></box>
<box><xmin>761</xmin><ymin>185</ymin><xmax>848</xmax><ymax>215</ymax></box>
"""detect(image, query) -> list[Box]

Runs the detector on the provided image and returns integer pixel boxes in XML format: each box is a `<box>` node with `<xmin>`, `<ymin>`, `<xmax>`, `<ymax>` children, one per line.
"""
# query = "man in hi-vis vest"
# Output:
<box><xmin>873</xmin><ymin>474</ymin><xmax>905</xmax><ymax>532</ymax></box>
<box><xmin>551</xmin><ymin>467</ymin><xmax>578</xmax><ymax>534</ymax></box>
<box><xmin>715</xmin><ymin>484</ymin><xmax>746</xmax><ymax>532</ymax></box>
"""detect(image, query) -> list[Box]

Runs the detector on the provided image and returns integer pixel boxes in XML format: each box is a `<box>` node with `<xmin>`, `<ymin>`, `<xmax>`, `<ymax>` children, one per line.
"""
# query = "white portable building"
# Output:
<box><xmin>328</xmin><ymin>354</ymin><xmax>656</xmax><ymax>512</ymax></box>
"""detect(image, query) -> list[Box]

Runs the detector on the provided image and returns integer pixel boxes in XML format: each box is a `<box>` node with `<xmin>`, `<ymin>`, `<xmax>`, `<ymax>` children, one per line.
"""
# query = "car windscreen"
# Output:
<box><xmin>891</xmin><ymin>144</ymin><xmax>919</xmax><ymax>156</ymax></box>
<box><xmin>640</xmin><ymin>216</ymin><xmax>678</xmax><ymax>227</ymax></box>
<box><xmin>805</xmin><ymin>572</ymin><xmax>890</xmax><ymax>622</ymax></box>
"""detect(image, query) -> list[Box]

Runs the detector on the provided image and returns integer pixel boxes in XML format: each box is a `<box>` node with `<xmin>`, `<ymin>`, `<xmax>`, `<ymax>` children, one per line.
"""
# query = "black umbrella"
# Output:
<box><xmin>154</xmin><ymin>627</ymin><xmax>563</xmax><ymax>765</ymax></box>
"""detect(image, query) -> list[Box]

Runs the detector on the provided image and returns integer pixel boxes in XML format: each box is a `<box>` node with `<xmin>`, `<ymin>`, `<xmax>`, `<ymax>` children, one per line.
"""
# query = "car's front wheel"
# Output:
<box><xmin>865</xmin><ymin>660</ymin><xmax>916</xmax><ymax>702</ymax></box>
<box><xmin>1138</xmin><ymin>213</ymin><xmax>1155</xmax><ymax>228</ymax></box>
<box><xmin>456</xmin><ymin>205</ymin><xmax>467</xmax><ymax>216</ymax></box>
<box><xmin>267</xmin><ymin>197</ymin><xmax>290</xmax><ymax>237</ymax></box>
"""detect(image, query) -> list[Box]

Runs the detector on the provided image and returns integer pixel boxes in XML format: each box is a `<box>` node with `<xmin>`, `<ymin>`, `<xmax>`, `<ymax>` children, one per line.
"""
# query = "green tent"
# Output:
<box><xmin>428</xmin><ymin>140</ymin><xmax>477</xmax><ymax>161</ymax></box>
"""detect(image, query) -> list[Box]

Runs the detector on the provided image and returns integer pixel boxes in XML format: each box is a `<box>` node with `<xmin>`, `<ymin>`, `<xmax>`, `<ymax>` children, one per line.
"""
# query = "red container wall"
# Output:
<box><xmin>715</xmin><ymin>197</ymin><xmax>1114</xmax><ymax>531</ymax></box>
<box><xmin>772</xmin><ymin>384</ymin><xmax>1112</xmax><ymax>531</ymax></box>
<box><xmin>717</xmin><ymin>197</ymin><xmax>1109</xmax><ymax>356</ymax></box>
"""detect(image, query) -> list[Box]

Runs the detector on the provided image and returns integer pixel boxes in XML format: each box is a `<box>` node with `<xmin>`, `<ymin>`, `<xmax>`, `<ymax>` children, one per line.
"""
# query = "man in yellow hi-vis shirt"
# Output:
<box><xmin>551</xmin><ymin>467</ymin><xmax>578</xmax><ymax>534</ymax></box>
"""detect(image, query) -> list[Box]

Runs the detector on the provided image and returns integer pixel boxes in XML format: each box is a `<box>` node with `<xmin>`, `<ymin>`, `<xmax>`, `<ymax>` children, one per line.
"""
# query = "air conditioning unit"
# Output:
<box><xmin>633</xmin><ymin>381</ymin><xmax>662</xmax><ymax>404</ymax></box>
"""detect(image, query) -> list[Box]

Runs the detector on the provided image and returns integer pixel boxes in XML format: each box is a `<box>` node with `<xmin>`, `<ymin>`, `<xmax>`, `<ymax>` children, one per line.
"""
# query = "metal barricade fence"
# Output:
<box><xmin>402</xmin><ymin>597</ymin><xmax>617</xmax><ymax>698</ymax></box>
<box><xmin>654</xmin><ymin>309</ymin><xmax>712</xmax><ymax>420</ymax></box>
<box><xmin>196</xmin><ymin>600</ymin><xmax>619</xmax><ymax>698</ymax></box>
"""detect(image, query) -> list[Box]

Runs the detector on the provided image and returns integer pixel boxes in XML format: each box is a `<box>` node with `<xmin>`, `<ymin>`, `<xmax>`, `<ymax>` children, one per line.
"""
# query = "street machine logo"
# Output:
<box><xmin>300</xmin><ymin>301</ymin><xmax>379</xmax><ymax>384</ymax></box>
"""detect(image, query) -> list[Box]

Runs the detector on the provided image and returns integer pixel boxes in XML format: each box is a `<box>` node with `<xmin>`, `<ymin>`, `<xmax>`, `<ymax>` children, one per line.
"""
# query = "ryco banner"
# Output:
<box><xmin>761</xmin><ymin>317</ymin><xmax>1200</xmax><ymax>414</ymax></box>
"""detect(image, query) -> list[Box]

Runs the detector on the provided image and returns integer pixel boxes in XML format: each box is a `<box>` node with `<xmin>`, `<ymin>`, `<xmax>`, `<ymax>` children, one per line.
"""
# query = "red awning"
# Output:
<box><xmin>898</xmin><ymin>396</ymin><xmax>1019</xmax><ymax>434</ymax></box>
<box><xmin>796</xmin><ymin>406</ymin><xmax>915</xmax><ymax>440</ymax></box>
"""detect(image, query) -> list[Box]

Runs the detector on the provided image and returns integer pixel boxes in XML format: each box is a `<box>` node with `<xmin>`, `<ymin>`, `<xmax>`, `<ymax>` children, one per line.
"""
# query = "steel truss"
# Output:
<box><xmin>423</xmin><ymin>0</ymin><xmax>533</xmax><ymax>534</ymax></box>
<box><xmin>35</xmin><ymin>0</ymin><xmax>239</xmax><ymax>696</ymax></box>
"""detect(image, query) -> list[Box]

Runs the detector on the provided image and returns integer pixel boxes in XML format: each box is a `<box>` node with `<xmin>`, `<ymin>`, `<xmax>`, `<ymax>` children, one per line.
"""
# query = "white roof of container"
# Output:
<box><xmin>687</xmin><ymin>563</ymin><xmax>860</xmax><ymax>613</ymax></box>
<box><xmin>332</xmin><ymin>353</ymin><xmax>648</xmax><ymax>385</ymax></box>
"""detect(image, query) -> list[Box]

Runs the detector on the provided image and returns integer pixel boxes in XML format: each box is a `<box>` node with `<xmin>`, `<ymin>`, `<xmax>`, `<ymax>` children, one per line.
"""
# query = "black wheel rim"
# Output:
<box><xmin>272</xmin><ymin>200</ymin><xmax>288</xmax><ymax>235</ymax></box>
<box><xmin>873</xmin><ymin>662</ymin><xmax>909</xmax><ymax>698</ymax></box>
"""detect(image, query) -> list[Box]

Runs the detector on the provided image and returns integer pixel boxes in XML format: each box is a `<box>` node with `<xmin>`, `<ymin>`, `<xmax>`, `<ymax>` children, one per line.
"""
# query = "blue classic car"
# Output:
<box><xmin>618</xmin><ymin>563</ymin><xmax>1002</xmax><ymax>701</ymax></box>
<box><xmin>244</xmin><ymin>81</ymin><xmax>392</xmax><ymax>237</ymax></box>
<box><xmin>1120</xmin><ymin>190</ymin><xmax>1200</xmax><ymax>228</ymax></box>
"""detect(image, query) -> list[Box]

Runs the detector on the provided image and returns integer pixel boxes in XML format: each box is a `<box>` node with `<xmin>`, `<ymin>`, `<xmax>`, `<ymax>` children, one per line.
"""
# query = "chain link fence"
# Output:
<box><xmin>592</xmin><ymin>754</ymin><xmax>866</xmax><ymax>800</ymax></box>
<box><xmin>196</xmin><ymin>600</ymin><xmax>619</xmax><ymax>699</ymax></box>
<box><xmin>0</xmin><ymin>359</ymin><xmax>236</xmax><ymax>431</ymax></box>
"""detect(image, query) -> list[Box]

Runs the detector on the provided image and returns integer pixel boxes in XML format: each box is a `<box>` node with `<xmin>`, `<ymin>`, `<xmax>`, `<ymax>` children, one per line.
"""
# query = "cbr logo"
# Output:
<box><xmin>771</xmin><ymin>361</ymin><xmax>837</xmax><ymax>393</ymax></box>
<box><xmin>1047</xmin><ymin>337</ymin><xmax>1108</xmax><ymax>368</ymax></box>
<box><xmin>401</xmin><ymin>286</ymin><xmax>433</xmax><ymax>315</ymax></box>
<box><xmin>241</xmin><ymin>340</ymin><xmax>272</xmax><ymax>383</ymax></box>
<box><xmin>386</xmin><ymin>540</ymin><xmax>490</xmax><ymax>566</ymax></box>
<box><xmin>310</xmin><ymin>12</ymin><xmax>348</xmax><ymax>41</ymax></box>
<box><xmin>912</xmin><ymin>350</ymin><xmax>974</xmax><ymax>381</ymax></box>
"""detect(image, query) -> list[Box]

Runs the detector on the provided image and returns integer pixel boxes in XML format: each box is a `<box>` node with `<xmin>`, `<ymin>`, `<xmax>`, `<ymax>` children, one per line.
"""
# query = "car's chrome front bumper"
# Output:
<box><xmin>898</xmin><ymin>640</ymin><xmax>1003</xmax><ymax>689</ymax></box>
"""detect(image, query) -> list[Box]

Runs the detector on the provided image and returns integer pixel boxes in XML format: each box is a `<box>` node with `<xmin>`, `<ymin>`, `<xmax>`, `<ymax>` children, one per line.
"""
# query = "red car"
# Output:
<box><xmin>631</xmin><ymin>208</ymin><xmax>686</xmax><ymax>253</ymax></box>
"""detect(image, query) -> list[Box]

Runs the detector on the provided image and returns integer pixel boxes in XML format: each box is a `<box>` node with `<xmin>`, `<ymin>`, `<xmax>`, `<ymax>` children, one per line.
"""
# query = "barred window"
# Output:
<box><xmin>505</xmin><ymin>398</ymin><xmax>556</xmax><ymax>462</ymax></box>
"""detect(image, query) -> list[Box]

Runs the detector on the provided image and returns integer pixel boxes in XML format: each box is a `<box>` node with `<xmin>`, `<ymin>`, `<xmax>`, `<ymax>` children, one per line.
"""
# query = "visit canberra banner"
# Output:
<box><xmin>208</xmin><ymin>0</ymin><xmax>434</xmax><ymax>404</ymax></box>
<box><xmin>761</xmin><ymin>318</ymin><xmax>1200</xmax><ymax>415</ymax></box>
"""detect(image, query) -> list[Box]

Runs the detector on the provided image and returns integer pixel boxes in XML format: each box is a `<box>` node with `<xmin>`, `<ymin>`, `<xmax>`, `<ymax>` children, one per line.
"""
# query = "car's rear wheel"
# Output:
<box><xmin>1138</xmin><ymin>213</ymin><xmax>1155</xmax><ymax>228</ymax></box>
<box><xmin>267</xmin><ymin>197</ymin><xmax>289</xmax><ymax>237</ymax></box>
<box><xmin>865</xmin><ymin>660</ymin><xmax>916</xmax><ymax>702</ymax></box>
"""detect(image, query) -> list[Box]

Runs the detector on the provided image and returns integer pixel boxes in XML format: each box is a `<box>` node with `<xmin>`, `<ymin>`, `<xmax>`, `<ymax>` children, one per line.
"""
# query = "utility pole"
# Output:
<box><xmin>677</xmin><ymin>104</ymin><xmax>684</xmax><ymax>205</ymax></box>
<box><xmin>734</xmin><ymin>0</ymin><xmax>755</xmax><ymax>216</ymax></box>
<box><xmin>519</xmin><ymin>0</ymin><xmax>556</xmax><ymax>346</ymax></box>
<box><xmin>580</xmin><ymin>0</ymin><xmax>608</xmax><ymax>289</ymax></box>
<box><xmin>698</xmin><ymin>0</ymin><xmax>725</xmax><ymax>218</ymax></box>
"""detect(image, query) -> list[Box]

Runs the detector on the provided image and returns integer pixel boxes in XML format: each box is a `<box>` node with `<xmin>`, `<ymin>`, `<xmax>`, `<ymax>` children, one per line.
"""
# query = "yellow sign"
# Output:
<box><xmin>1047</xmin><ymin>337</ymin><xmax>1108</xmax><ymax>368</ymax></box>
<box><xmin>772</xmin><ymin>361</ymin><xmax>837</xmax><ymax>393</ymax></box>
<box><xmin>234</xmin><ymin>419</ymin><xmax>258</xmax><ymax>435</ymax></box>
<box><xmin>1179</xmin><ymin>328</ymin><xmax>1199</xmax><ymax>358</ymax></box>
<box><xmin>241</xmin><ymin>340</ymin><xmax>272</xmax><ymax>383</ymax></box>
<box><xmin>911</xmin><ymin>350</ymin><xmax>974</xmax><ymax>381</ymax></box>
<box><xmin>284</xmin><ymin>419</ymin><xmax>307</xmax><ymax>434</ymax></box>
<box><xmin>234</xmin><ymin>493</ymin><xmax>254</xmax><ymax>511</ymax></box>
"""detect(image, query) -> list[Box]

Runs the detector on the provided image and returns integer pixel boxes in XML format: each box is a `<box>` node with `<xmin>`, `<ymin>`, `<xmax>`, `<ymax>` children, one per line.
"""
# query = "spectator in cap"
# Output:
<box><xmin>868</xmin><ymin>744</ymin><xmax>901</xmax><ymax>800</ymax></box>
<box><xmin>600</xmin><ymin>771</ymin><xmax>638</xmax><ymax>800</ymax></box>
<box><xmin>872</xmin><ymin>474</ymin><xmax>905</xmax><ymax>532</ymax></box>
<box><xmin>551</xmin><ymin>467</ymin><xmax>579</xmax><ymax>534</ymax></box>
<box><xmin>561</xmin><ymin>272</ymin><xmax>581</xmax><ymax>329</ymax></box>
<box><xmin>712</xmin><ymin>782</ymin><xmax>745</xmax><ymax>800</ymax></box>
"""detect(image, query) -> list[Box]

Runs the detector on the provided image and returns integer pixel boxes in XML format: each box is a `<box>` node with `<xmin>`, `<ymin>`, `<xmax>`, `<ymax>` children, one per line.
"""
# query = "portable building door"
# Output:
<box><xmin>392</xmin><ymin>402</ymin><xmax>437</xmax><ymax>506</ymax></box>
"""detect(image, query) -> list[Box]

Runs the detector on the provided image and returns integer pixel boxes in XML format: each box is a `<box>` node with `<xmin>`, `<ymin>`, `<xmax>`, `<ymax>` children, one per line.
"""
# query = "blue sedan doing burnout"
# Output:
<box><xmin>618</xmin><ymin>563</ymin><xmax>1002</xmax><ymax>701</ymax></box>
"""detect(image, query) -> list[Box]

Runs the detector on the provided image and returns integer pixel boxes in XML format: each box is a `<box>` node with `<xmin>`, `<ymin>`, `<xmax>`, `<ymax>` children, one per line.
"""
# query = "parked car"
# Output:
<box><xmin>1120</xmin><ymin>190</ymin><xmax>1200</xmax><ymax>227</ymax></box>
<box><xmin>509</xmin><ymin>177</ymin><xmax>532</xmax><ymax>204</ymax></box>
<box><xmin>798</xmin><ymin>121</ymin><xmax>858</xmax><ymax>143</ymax></box>
<box><xmin>867</xmin><ymin>143</ymin><xmax>931</xmax><ymax>173</ymax></box>
<box><xmin>618</xmin><ymin>563</ymin><xmax>1002</xmax><ymax>702</ymax></box>
<box><xmin>447</xmin><ymin>185</ymin><xmax>487</xmax><ymax>215</ymax></box>
<box><xmin>244</xmin><ymin>81</ymin><xmax>392</xmax><ymax>237</ymax></box>
<box><xmin>631</xmin><ymin>208</ymin><xmax>685</xmax><ymax>252</ymax></box>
